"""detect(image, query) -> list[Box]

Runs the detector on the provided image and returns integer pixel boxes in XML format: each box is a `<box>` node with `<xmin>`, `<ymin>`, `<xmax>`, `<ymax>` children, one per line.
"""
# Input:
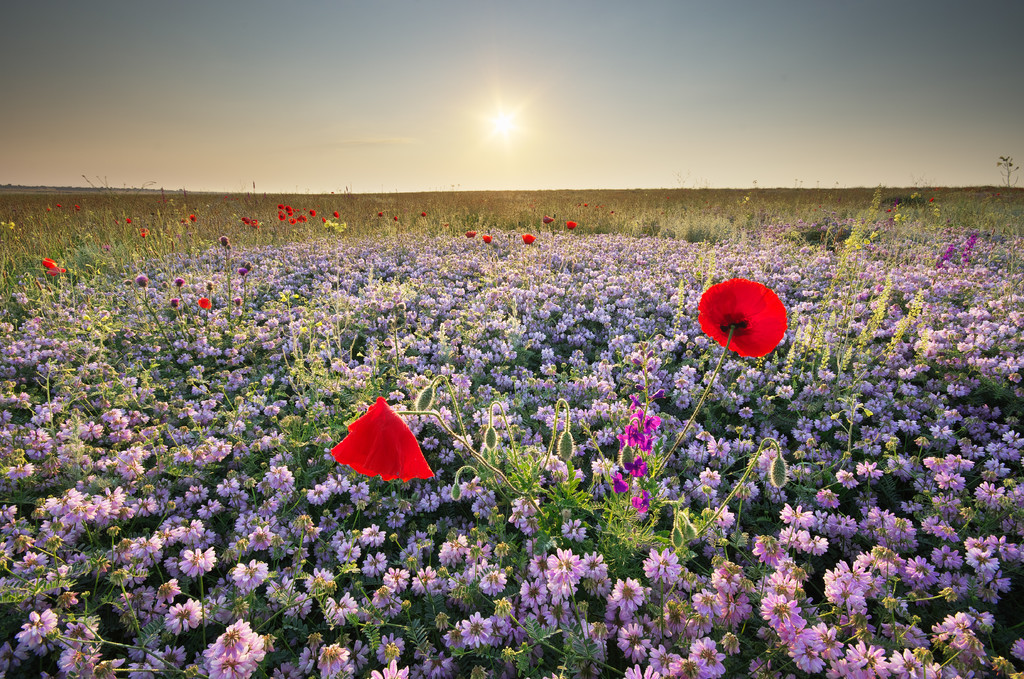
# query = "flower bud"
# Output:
<box><xmin>415</xmin><ymin>383</ymin><xmax>436</xmax><ymax>411</ymax></box>
<box><xmin>769</xmin><ymin>454</ymin><xmax>789</xmax><ymax>489</ymax></box>
<box><xmin>558</xmin><ymin>430</ymin><xmax>575</xmax><ymax>461</ymax></box>
<box><xmin>482</xmin><ymin>425</ymin><xmax>498</xmax><ymax>451</ymax></box>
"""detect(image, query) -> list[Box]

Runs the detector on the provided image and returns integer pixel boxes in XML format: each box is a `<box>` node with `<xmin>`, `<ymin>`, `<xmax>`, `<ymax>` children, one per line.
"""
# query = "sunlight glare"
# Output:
<box><xmin>491</xmin><ymin>112</ymin><xmax>516</xmax><ymax>138</ymax></box>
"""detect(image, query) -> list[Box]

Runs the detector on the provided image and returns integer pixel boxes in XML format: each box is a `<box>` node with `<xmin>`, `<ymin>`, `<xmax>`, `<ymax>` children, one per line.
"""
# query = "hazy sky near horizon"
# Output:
<box><xmin>2</xmin><ymin>1</ymin><xmax>1022</xmax><ymax>193</ymax></box>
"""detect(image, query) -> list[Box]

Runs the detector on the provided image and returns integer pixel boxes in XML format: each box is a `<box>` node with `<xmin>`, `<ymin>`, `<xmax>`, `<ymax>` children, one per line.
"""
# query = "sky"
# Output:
<box><xmin>2</xmin><ymin>1</ymin><xmax>1022</xmax><ymax>193</ymax></box>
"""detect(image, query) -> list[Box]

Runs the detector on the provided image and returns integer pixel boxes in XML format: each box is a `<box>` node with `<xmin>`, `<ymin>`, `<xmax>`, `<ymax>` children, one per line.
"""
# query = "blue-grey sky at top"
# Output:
<box><xmin>2</xmin><ymin>0</ymin><xmax>1021</xmax><ymax>192</ymax></box>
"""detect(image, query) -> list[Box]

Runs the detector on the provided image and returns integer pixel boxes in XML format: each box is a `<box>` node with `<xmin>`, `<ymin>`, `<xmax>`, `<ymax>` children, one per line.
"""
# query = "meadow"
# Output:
<box><xmin>1</xmin><ymin>186</ymin><xmax>1024</xmax><ymax>678</ymax></box>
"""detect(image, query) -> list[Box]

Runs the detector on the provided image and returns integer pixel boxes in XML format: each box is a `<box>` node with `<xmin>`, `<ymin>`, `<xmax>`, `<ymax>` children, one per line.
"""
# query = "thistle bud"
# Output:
<box><xmin>482</xmin><ymin>425</ymin><xmax>498</xmax><ymax>451</ymax></box>
<box><xmin>558</xmin><ymin>430</ymin><xmax>575</xmax><ymax>461</ymax></box>
<box><xmin>415</xmin><ymin>383</ymin><xmax>436</xmax><ymax>411</ymax></box>
<box><xmin>769</xmin><ymin>453</ymin><xmax>789</xmax><ymax>489</ymax></box>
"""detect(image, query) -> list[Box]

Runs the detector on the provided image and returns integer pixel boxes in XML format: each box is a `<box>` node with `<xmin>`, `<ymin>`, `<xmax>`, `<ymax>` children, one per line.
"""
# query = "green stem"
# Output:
<box><xmin>695</xmin><ymin>437</ymin><xmax>780</xmax><ymax>542</ymax></box>
<box><xmin>664</xmin><ymin>326</ymin><xmax>735</xmax><ymax>458</ymax></box>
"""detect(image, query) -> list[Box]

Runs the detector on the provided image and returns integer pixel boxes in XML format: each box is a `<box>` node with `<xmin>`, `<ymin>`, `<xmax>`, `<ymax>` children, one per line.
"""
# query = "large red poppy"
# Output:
<box><xmin>522</xmin><ymin>234</ymin><xmax>536</xmax><ymax>244</ymax></box>
<box><xmin>482</xmin><ymin>235</ymin><xmax>492</xmax><ymax>243</ymax></box>
<box><xmin>542</xmin><ymin>216</ymin><xmax>554</xmax><ymax>225</ymax></box>
<box><xmin>698</xmin><ymin>278</ymin><xmax>787</xmax><ymax>357</ymax></box>
<box><xmin>566</xmin><ymin>221</ymin><xmax>578</xmax><ymax>230</ymax></box>
<box><xmin>332</xmin><ymin>397</ymin><xmax>434</xmax><ymax>481</ymax></box>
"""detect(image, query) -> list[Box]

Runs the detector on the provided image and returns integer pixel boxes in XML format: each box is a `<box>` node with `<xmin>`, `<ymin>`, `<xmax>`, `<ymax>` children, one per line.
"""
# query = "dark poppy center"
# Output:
<box><xmin>720</xmin><ymin>320</ymin><xmax>749</xmax><ymax>333</ymax></box>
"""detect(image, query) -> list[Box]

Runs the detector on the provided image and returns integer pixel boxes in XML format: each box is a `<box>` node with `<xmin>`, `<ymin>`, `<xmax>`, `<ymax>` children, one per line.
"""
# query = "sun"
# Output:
<box><xmin>491</xmin><ymin>112</ymin><xmax>516</xmax><ymax>138</ymax></box>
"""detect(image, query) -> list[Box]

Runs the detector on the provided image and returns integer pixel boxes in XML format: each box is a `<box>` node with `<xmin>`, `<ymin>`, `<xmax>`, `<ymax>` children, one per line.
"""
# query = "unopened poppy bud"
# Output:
<box><xmin>482</xmin><ymin>425</ymin><xmax>498</xmax><ymax>451</ymax></box>
<box><xmin>206</xmin><ymin>282</ymin><xmax>214</xmax><ymax>292</ymax></box>
<box><xmin>769</xmin><ymin>454</ymin><xmax>789</xmax><ymax>489</ymax></box>
<box><xmin>558</xmin><ymin>431</ymin><xmax>574</xmax><ymax>461</ymax></box>
<box><xmin>415</xmin><ymin>383</ymin><xmax>436</xmax><ymax>411</ymax></box>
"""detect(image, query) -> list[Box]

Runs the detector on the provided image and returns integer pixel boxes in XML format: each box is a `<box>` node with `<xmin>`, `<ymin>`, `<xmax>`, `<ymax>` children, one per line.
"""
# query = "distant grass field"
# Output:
<box><xmin>2</xmin><ymin>186</ymin><xmax>1022</xmax><ymax>294</ymax></box>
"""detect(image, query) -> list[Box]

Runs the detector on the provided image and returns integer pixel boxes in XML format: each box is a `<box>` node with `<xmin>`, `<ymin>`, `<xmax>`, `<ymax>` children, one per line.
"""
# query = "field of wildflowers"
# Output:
<box><xmin>1</xmin><ymin>187</ymin><xmax>1024</xmax><ymax>678</ymax></box>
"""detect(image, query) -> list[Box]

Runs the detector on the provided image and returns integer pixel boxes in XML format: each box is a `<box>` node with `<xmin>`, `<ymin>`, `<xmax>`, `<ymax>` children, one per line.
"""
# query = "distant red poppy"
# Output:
<box><xmin>333</xmin><ymin>211</ymin><xmax>340</xmax><ymax>218</ymax></box>
<box><xmin>332</xmin><ymin>397</ymin><xmax>434</xmax><ymax>481</ymax></box>
<box><xmin>139</xmin><ymin>228</ymin><xmax>150</xmax><ymax>237</ymax></box>
<box><xmin>482</xmin><ymin>235</ymin><xmax>492</xmax><ymax>243</ymax></box>
<box><xmin>310</xmin><ymin>210</ymin><xmax>316</xmax><ymax>216</ymax></box>
<box><xmin>929</xmin><ymin>198</ymin><xmax>934</xmax><ymax>202</ymax></box>
<box><xmin>542</xmin><ymin>216</ymin><xmax>554</xmax><ymax>224</ymax></box>
<box><xmin>420</xmin><ymin>212</ymin><xmax>427</xmax><ymax>217</ymax></box>
<box><xmin>465</xmin><ymin>231</ymin><xmax>477</xmax><ymax>238</ymax></box>
<box><xmin>126</xmin><ymin>218</ymin><xmax>132</xmax><ymax>224</ymax></box>
<box><xmin>74</xmin><ymin>205</ymin><xmax>80</xmax><ymax>211</ymax></box>
<box><xmin>698</xmin><ymin>278</ymin><xmax>787</xmax><ymax>358</ymax></box>
<box><xmin>583</xmin><ymin>203</ymin><xmax>588</xmax><ymax>207</ymax></box>
<box><xmin>277</xmin><ymin>204</ymin><xmax>285</xmax><ymax>210</ymax></box>
<box><xmin>566</xmin><ymin>221</ymin><xmax>578</xmax><ymax>230</ymax></box>
<box><xmin>198</xmin><ymin>297</ymin><xmax>212</xmax><ymax>310</ymax></box>
<box><xmin>279</xmin><ymin>213</ymin><xmax>286</xmax><ymax>221</ymax></box>
<box><xmin>289</xmin><ymin>218</ymin><xmax>297</xmax><ymax>224</ymax></box>
<box><xmin>394</xmin><ymin>216</ymin><xmax>399</xmax><ymax>221</ymax></box>
<box><xmin>189</xmin><ymin>214</ymin><xmax>196</xmax><ymax>222</ymax></box>
<box><xmin>56</xmin><ymin>204</ymin><xmax>62</xmax><ymax>208</ymax></box>
<box><xmin>286</xmin><ymin>206</ymin><xmax>294</xmax><ymax>215</ymax></box>
<box><xmin>378</xmin><ymin>211</ymin><xmax>385</xmax><ymax>217</ymax></box>
<box><xmin>522</xmin><ymin>234</ymin><xmax>536</xmax><ymax>244</ymax></box>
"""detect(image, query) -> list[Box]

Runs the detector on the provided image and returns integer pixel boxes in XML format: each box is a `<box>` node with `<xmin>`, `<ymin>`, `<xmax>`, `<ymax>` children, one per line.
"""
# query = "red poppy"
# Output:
<box><xmin>140</xmin><ymin>228</ymin><xmax>150</xmax><ymax>237</ymax></box>
<box><xmin>394</xmin><ymin>216</ymin><xmax>399</xmax><ymax>221</ymax></box>
<box><xmin>198</xmin><ymin>297</ymin><xmax>212</xmax><ymax>310</ymax></box>
<box><xmin>378</xmin><ymin>211</ymin><xmax>384</xmax><ymax>217</ymax></box>
<box><xmin>331</xmin><ymin>397</ymin><xmax>434</xmax><ymax>481</ymax></box>
<box><xmin>333</xmin><ymin>211</ymin><xmax>340</xmax><ymax>218</ymax></box>
<box><xmin>482</xmin><ymin>235</ymin><xmax>492</xmax><ymax>243</ymax></box>
<box><xmin>277</xmin><ymin>204</ymin><xmax>285</xmax><ymax>209</ymax></box>
<box><xmin>46</xmin><ymin>267</ymin><xmax>66</xmax><ymax>276</ymax></box>
<box><xmin>126</xmin><ymin>218</ymin><xmax>132</xmax><ymax>224</ymax></box>
<box><xmin>310</xmin><ymin>209</ymin><xmax>317</xmax><ymax>216</ymax></box>
<box><xmin>189</xmin><ymin>214</ymin><xmax>197</xmax><ymax>222</ymax></box>
<box><xmin>42</xmin><ymin>258</ymin><xmax>58</xmax><ymax>270</ymax></box>
<box><xmin>522</xmin><ymin>234</ymin><xmax>536</xmax><ymax>244</ymax></box>
<box><xmin>698</xmin><ymin>278</ymin><xmax>787</xmax><ymax>358</ymax></box>
<box><xmin>542</xmin><ymin>215</ymin><xmax>554</xmax><ymax>224</ymax></box>
<box><xmin>566</xmin><ymin>221</ymin><xmax>578</xmax><ymax>230</ymax></box>
<box><xmin>420</xmin><ymin>211</ymin><xmax>427</xmax><ymax>217</ymax></box>
<box><xmin>465</xmin><ymin>231</ymin><xmax>477</xmax><ymax>238</ymax></box>
<box><xmin>583</xmin><ymin>203</ymin><xmax>588</xmax><ymax>207</ymax></box>
<box><xmin>289</xmin><ymin>218</ymin><xmax>297</xmax><ymax>224</ymax></box>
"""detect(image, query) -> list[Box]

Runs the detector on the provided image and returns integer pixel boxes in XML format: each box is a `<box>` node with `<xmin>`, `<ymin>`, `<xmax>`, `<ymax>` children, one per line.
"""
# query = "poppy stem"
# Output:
<box><xmin>694</xmin><ymin>437</ymin><xmax>780</xmax><ymax>543</ymax></box>
<box><xmin>664</xmin><ymin>326</ymin><xmax>735</xmax><ymax>459</ymax></box>
<box><xmin>399</xmin><ymin>402</ymin><xmax>541</xmax><ymax>513</ymax></box>
<box><xmin>541</xmin><ymin>398</ymin><xmax>571</xmax><ymax>472</ymax></box>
